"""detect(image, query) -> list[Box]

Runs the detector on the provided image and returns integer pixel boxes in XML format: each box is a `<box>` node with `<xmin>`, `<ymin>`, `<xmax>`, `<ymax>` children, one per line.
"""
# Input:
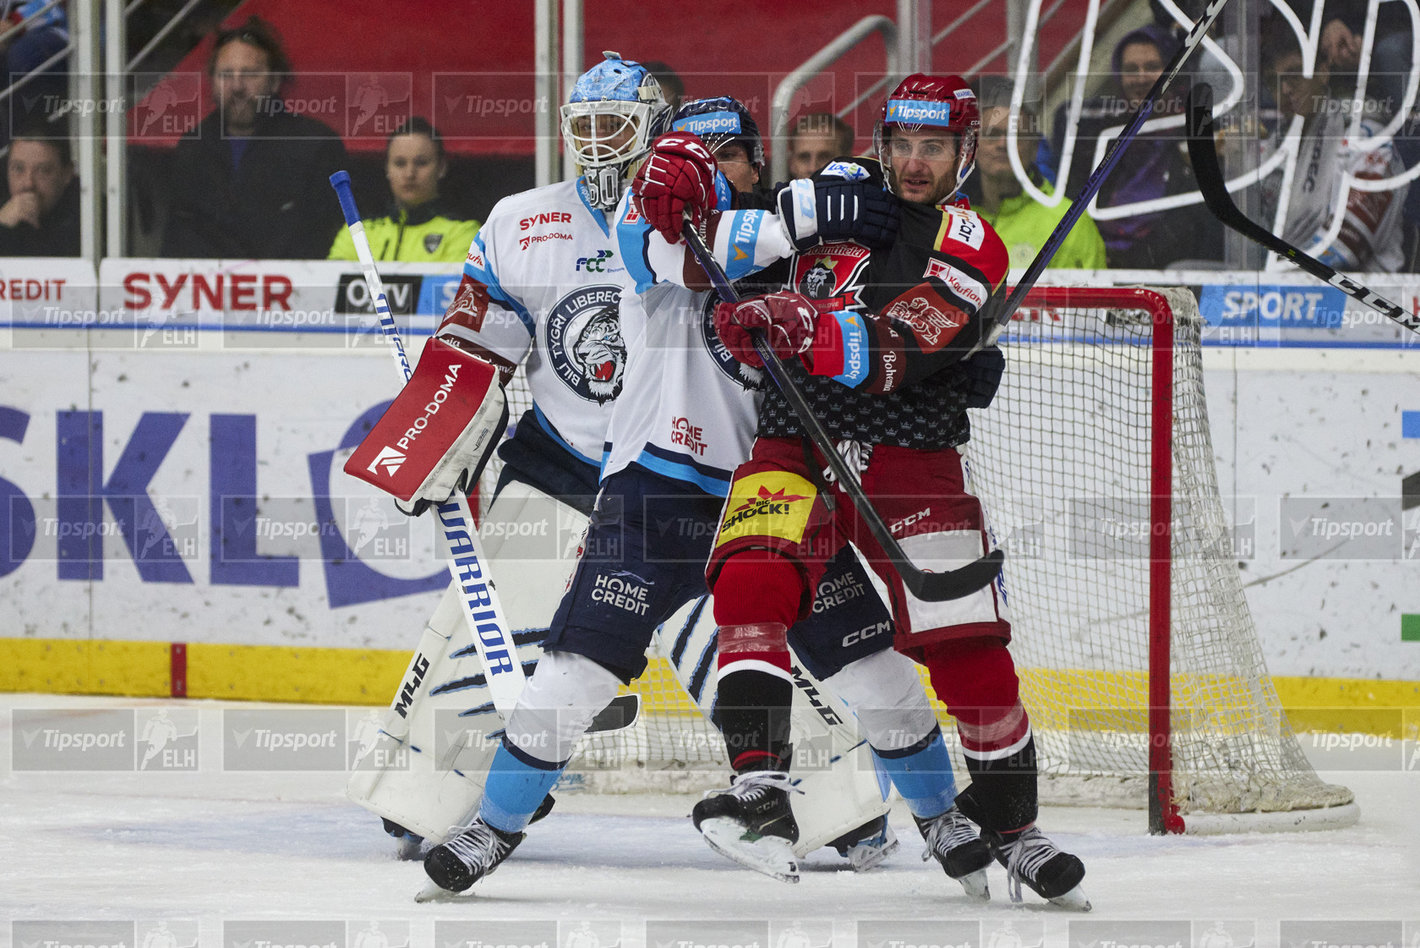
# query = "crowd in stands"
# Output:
<box><xmin>2</xmin><ymin>3</ymin><xmax>1419</xmax><ymax>272</ymax></box>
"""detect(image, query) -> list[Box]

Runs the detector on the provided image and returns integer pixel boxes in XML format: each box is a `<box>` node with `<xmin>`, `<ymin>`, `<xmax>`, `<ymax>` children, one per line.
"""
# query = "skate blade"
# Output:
<box><xmin>699</xmin><ymin>817</ymin><xmax>800</xmax><ymax>884</ymax></box>
<box><xmin>1047</xmin><ymin>885</ymin><xmax>1091</xmax><ymax>912</ymax></box>
<box><xmin>845</xmin><ymin>833</ymin><xmax>900</xmax><ymax>872</ymax></box>
<box><xmin>956</xmin><ymin>867</ymin><xmax>990</xmax><ymax>901</ymax></box>
<box><xmin>414</xmin><ymin>881</ymin><xmax>473</xmax><ymax>903</ymax></box>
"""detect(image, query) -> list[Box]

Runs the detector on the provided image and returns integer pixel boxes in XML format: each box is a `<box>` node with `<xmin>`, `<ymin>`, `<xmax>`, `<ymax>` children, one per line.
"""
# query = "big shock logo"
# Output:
<box><xmin>544</xmin><ymin>284</ymin><xmax>626</xmax><ymax>403</ymax></box>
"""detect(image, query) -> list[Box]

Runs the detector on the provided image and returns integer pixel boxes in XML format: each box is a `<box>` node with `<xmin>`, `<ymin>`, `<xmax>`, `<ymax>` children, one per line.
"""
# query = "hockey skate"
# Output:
<box><xmin>417</xmin><ymin>819</ymin><xmax>525</xmax><ymax>899</ymax></box>
<box><xmin>914</xmin><ymin>806</ymin><xmax>993</xmax><ymax>900</ymax></box>
<box><xmin>692</xmin><ymin>770</ymin><xmax>801</xmax><ymax>883</ymax></box>
<box><xmin>829</xmin><ymin>814</ymin><xmax>900</xmax><ymax>872</ymax></box>
<box><xmin>982</xmin><ymin>824</ymin><xmax>1090</xmax><ymax>911</ymax></box>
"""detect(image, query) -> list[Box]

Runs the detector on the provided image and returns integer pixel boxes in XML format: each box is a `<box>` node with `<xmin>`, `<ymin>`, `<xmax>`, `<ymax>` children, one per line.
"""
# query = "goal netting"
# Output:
<box><xmin>485</xmin><ymin>285</ymin><xmax>1357</xmax><ymax>833</ymax></box>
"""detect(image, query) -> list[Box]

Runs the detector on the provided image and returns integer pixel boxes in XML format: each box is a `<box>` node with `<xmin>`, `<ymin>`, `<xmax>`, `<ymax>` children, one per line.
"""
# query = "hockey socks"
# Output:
<box><xmin>870</xmin><ymin>723</ymin><xmax>958</xmax><ymax>818</ymax></box>
<box><xmin>714</xmin><ymin>625</ymin><xmax>794</xmax><ymax>772</ymax></box>
<box><xmin>478</xmin><ymin>738</ymin><xmax>567</xmax><ymax>834</ymax></box>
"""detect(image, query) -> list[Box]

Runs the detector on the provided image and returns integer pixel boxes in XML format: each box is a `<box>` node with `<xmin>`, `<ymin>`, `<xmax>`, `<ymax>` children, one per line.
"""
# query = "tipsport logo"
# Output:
<box><xmin>11</xmin><ymin>708</ymin><xmax>198</xmax><ymax>772</ymax></box>
<box><xmin>672</xmin><ymin>110</ymin><xmax>742</xmax><ymax>137</ymax></box>
<box><xmin>885</xmin><ymin>97</ymin><xmax>958</xmax><ymax>127</ymax></box>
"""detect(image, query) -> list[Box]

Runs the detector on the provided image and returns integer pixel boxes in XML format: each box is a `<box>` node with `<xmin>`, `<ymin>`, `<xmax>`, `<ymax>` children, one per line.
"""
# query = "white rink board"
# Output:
<box><xmin>0</xmin><ymin>262</ymin><xmax>1418</xmax><ymax>680</ymax></box>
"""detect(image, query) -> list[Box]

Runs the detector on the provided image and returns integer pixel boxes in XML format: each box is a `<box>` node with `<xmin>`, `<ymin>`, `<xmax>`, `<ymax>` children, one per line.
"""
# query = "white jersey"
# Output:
<box><xmin>601</xmin><ymin>190</ymin><xmax>771</xmax><ymax>495</ymax></box>
<box><xmin>439</xmin><ymin>178</ymin><xmax>633</xmax><ymax>466</ymax></box>
<box><xmin>1267</xmin><ymin>111</ymin><xmax>1408</xmax><ymax>272</ymax></box>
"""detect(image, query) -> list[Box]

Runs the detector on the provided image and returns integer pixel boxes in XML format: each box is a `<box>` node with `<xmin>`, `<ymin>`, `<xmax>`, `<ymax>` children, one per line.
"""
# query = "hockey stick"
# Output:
<box><xmin>1185</xmin><ymin>84</ymin><xmax>1420</xmax><ymax>336</ymax></box>
<box><xmin>681</xmin><ymin>220</ymin><xmax>1004</xmax><ymax>602</ymax></box>
<box><xmin>987</xmin><ymin>0</ymin><xmax>1233</xmax><ymax>331</ymax></box>
<box><xmin>329</xmin><ymin>170</ymin><xmax>526</xmax><ymax>717</ymax></box>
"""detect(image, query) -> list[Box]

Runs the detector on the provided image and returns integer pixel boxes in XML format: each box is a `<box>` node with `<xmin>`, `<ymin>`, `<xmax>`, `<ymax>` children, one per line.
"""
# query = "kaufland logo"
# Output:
<box><xmin>367</xmin><ymin>445</ymin><xmax>405</xmax><ymax>477</ymax></box>
<box><xmin>674</xmin><ymin>110</ymin><xmax>740</xmax><ymax>136</ymax></box>
<box><xmin>887</xmin><ymin>98</ymin><xmax>954</xmax><ymax>126</ymax></box>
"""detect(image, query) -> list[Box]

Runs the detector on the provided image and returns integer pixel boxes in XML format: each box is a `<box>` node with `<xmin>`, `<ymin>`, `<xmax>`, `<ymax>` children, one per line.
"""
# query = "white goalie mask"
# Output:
<box><xmin>560</xmin><ymin>51</ymin><xmax>668</xmax><ymax>210</ymax></box>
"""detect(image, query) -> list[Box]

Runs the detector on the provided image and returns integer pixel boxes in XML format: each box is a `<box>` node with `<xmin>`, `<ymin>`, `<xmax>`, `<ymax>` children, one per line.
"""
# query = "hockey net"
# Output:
<box><xmin>487</xmin><ymin>285</ymin><xmax>1357</xmax><ymax>833</ymax></box>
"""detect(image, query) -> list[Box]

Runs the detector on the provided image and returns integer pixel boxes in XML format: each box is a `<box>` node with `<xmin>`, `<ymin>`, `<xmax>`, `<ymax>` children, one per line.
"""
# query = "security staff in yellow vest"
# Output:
<box><xmin>329</xmin><ymin>117</ymin><xmax>481</xmax><ymax>263</ymax></box>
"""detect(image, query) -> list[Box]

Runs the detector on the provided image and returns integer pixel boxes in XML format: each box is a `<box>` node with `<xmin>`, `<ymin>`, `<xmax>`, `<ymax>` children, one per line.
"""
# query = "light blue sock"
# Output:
<box><xmin>872</xmin><ymin>725</ymin><xmax>958</xmax><ymax>819</ymax></box>
<box><xmin>478</xmin><ymin>740</ymin><xmax>566</xmax><ymax>833</ymax></box>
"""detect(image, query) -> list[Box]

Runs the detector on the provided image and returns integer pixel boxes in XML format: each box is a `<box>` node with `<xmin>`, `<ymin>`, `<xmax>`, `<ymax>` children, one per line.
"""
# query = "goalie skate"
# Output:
<box><xmin>418</xmin><ymin>819</ymin><xmax>525</xmax><ymax>898</ymax></box>
<box><xmin>828</xmin><ymin>814</ymin><xmax>900</xmax><ymax>872</ymax></box>
<box><xmin>914</xmin><ymin>806</ymin><xmax>991</xmax><ymax>900</ymax></box>
<box><xmin>983</xmin><ymin>825</ymin><xmax>1090</xmax><ymax>911</ymax></box>
<box><xmin>692</xmin><ymin>771</ymin><xmax>801</xmax><ymax>883</ymax></box>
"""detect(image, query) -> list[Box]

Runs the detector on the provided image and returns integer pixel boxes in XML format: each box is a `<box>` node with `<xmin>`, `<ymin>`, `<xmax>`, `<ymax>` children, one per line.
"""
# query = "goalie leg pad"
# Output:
<box><xmin>345</xmin><ymin>336</ymin><xmax>508</xmax><ymax>512</ymax></box>
<box><xmin>822</xmin><ymin>647</ymin><xmax>939</xmax><ymax>753</ymax></box>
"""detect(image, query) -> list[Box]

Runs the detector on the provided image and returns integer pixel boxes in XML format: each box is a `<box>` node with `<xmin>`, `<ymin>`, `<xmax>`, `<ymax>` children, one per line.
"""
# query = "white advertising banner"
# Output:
<box><xmin>1</xmin><ymin>261</ymin><xmax>1418</xmax><ymax>679</ymax></box>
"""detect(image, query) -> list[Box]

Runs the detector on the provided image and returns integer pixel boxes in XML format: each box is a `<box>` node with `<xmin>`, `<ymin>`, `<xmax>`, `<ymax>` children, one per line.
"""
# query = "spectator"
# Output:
<box><xmin>1318</xmin><ymin>0</ymin><xmax>1414</xmax><ymax>121</ymax></box>
<box><xmin>0</xmin><ymin>1</ymin><xmax>69</xmax><ymax>145</ymax></box>
<box><xmin>1049</xmin><ymin>23</ymin><xmax>1221</xmax><ymax>267</ymax></box>
<box><xmin>641</xmin><ymin>60</ymin><xmax>685</xmax><ymax>109</ymax></box>
<box><xmin>969</xmin><ymin>76</ymin><xmax>1106</xmax><ymax>269</ymax></box>
<box><xmin>786</xmin><ymin>111</ymin><xmax>855</xmax><ymax>178</ymax></box>
<box><xmin>328</xmin><ymin>117</ymin><xmax>479</xmax><ymax>262</ymax></box>
<box><xmin>1260</xmin><ymin>14</ymin><xmax>1408</xmax><ymax>272</ymax></box>
<box><xmin>0</xmin><ymin>126</ymin><xmax>78</xmax><ymax>256</ymax></box>
<box><xmin>161</xmin><ymin>15</ymin><xmax>347</xmax><ymax>258</ymax></box>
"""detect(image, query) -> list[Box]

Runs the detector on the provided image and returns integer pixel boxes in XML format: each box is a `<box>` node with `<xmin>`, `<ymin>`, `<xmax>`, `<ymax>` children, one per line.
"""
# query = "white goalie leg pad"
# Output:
<box><xmin>821</xmin><ymin>647</ymin><xmax>939</xmax><ymax>752</ymax></box>
<box><xmin>346</xmin><ymin>480</ymin><xmax>591</xmax><ymax>844</ymax></box>
<box><xmin>503</xmin><ymin>650</ymin><xmax>622</xmax><ymax>766</ymax></box>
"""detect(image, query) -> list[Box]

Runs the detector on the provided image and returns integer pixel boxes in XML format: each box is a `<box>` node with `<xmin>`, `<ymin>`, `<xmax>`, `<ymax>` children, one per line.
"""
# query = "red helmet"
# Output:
<box><xmin>874</xmin><ymin>73</ymin><xmax>980</xmax><ymax>199</ymax></box>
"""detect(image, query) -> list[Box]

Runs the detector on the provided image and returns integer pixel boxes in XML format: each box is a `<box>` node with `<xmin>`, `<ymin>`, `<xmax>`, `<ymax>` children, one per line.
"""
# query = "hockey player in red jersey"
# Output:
<box><xmin>638</xmin><ymin>74</ymin><xmax>1089</xmax><ymax>909</ymax></box>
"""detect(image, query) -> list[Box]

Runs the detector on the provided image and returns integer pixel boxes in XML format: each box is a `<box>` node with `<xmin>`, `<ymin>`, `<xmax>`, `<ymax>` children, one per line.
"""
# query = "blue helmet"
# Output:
<box><xmin>560</xmin><ymin>51</ymin><xmax>668</xmax><ymax>209</ymax></box>
<box><xmin>669</xmin><ymin>96</ymin><xmax>764</xmax><ymax>169</ymax></box>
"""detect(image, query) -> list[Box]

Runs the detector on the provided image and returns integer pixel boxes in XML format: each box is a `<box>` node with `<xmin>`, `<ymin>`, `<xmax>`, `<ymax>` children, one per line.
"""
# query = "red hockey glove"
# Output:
<box><xmin>345</xmin><ymin>337</ymin><xmax>508</xmax><ymax>516</ymax></box>
<box><xmin>632</xmin><ymin>132</ymin><xmax>718</xmax><ymax>243</ymax></box>
<box><xmin>712</xmin><ymin>292</ymin><xmax>818</xmax><ymax>368</ymax></box>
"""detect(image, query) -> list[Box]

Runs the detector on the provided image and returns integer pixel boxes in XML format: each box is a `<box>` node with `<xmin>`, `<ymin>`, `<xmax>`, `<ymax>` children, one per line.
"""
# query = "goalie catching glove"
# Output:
<box><xmin>345</xmin><ymin>337</ymin><xmax>508</xmax><ymax>516</ymax></box>
<box><xmin>632</xmin><ymin>131</ymin><xmax>718</xmax><ymax>244</ymax></box>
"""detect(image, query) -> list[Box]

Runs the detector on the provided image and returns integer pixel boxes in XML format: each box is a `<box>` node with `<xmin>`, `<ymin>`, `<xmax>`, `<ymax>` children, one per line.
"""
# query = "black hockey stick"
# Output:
<box><xmin>987</xmin><ymin>0</ymin><xmax>1233</xmax><ymax>330</ymax></box>
<box><xmin>681</xmin><ymin>220</ymin><xmax>1004</xmax><ymax>602</ymax></box>
<box><xmin>1185</xmin><ymin>83</ymin><xmax>1420</xmax><ymax>336</ymax></box>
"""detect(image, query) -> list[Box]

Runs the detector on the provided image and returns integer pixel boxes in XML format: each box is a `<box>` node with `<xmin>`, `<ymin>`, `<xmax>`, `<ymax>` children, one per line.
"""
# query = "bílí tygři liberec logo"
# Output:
<box><xmin>545</xmin><ymin>284</ymin><xmax>626</xmax><ymax>403</ymax></box>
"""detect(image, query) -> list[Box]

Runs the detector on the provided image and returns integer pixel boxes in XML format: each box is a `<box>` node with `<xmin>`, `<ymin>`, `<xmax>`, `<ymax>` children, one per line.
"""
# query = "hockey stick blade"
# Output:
<box><xmin>1185</xmin><ymin>85</ymin><xmax>1420</xmax><ymax>336</ymax></box>
<box><xmin>587</xmin><ymin>692</ymin><xmax>640</xmax><ymax>733</ymax></box>
<box><xmin>680</xmin><ymin>220</ymin><xmax>1003</xmax><ymax>602</ymax></box>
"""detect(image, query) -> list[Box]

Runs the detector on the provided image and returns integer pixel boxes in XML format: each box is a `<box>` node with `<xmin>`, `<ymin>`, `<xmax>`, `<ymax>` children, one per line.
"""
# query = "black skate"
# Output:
<box><xmin>417</xmin><ymin>819</ymin><xmax>525</xmax><ymax>899</ymax></box>
<box><xmin>982</xmin><ymin>824</ymin><xmax>1090</xmax><ymax>910</ymax></box>
<box><xmin>829</xmin><ymin>813</ymin><xmax>900</xmax><ymax>872</ymax></box>
<box><xmin>692</xmin><ymin>770</ymin><xmax>801</xmax><ymax>883</ymax></box>
<box><xmin>914</xmin><ymin>806</ymin><xmax>993</xmax><ymax>900</ymax></box>
<box><xmin>381</xmin><ymin>818</ymin><xmax>423</xmax><ymax>861</ymax></box>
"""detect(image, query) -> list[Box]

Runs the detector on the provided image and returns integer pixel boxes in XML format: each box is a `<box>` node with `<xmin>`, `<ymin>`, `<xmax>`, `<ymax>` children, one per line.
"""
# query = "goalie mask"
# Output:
<box><xmin>561</xmin><ymin>51</ymin><xmax>669</xmax><ymax>209</ymax></box>
<box><xmin>668</xmin><ymin>96</ymin><xmax>765</xmax><ymax>170</ymax></box>
<box><xmin>874</xmin><ymin>73</ymin><xmax>979</xmax><ymax>202</ymax></box>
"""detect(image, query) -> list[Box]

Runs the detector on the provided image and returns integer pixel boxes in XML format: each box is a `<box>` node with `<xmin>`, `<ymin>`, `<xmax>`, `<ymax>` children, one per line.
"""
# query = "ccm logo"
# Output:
<box><xmin>520</xmin><ymin>212</ymin><xmax>573</xmax><ymax>230</ymax></box>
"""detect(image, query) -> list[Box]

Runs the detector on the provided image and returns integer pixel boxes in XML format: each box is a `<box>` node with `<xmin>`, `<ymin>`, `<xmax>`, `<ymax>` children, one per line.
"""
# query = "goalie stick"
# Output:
<box><xmin>681</xmin><ymin>220</ymin><xmax>1004</xmax><ymax>603</ymax></box>
<box><xmin>987</xmin><ymin>0</ymin><xmax>1233</xmax><ymax>331</ymax></box>
<box><xmin>1185</xmin><ymin>83</ymin><xmax>1420</xmax><ymax>336</ymax></box>
<box><xmin>329</xmin><ymin>170</ymin><xmax>526</xmax><ymax>717</ymax></box>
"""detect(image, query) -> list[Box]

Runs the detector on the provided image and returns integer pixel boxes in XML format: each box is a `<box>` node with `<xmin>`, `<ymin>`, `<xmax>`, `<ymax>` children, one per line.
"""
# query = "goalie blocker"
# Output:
<box><xmin>346</xmin><ymin>337</ymin><xmax>509</xmax><ymax>513</ymax></box>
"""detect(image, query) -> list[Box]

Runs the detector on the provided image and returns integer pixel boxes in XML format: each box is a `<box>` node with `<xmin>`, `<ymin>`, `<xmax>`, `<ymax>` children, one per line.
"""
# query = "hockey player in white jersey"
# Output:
<box><xmin>344</xmin><ymin>65</ymin><xmax>899</xmax><ymax>871</ymax></box>
<box><xmin>416</xmin><ymin>98</ymin><xmax>994</xmax><ymax>899</ymax></box>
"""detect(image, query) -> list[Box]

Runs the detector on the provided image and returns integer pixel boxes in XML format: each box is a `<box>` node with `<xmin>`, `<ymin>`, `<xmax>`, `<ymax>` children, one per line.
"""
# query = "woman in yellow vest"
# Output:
<box><xmin>328</xmin><ymin>117</ymin><xmax>480</xmax><ymax>262</ymax></box>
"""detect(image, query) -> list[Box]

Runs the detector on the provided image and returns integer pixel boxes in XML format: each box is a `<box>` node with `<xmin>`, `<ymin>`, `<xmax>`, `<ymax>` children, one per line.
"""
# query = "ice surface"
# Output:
<box><xmin>2</xmin><ymin>695</ymin><xmax>1417</xmax><ymax>947</ymax></box>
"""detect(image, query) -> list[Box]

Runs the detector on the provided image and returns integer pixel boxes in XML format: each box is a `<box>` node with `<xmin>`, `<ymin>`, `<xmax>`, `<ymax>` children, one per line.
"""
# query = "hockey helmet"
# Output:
<box><xmin>874</xmin><ymin>73</ymin><xmax>980</xmax><ymax>198</ymax></box>
<box><xmin>560</xmin><ymin>51</ymin><xmax>669</xmax><ymax>208</ymax></box>
<box><xmin>668</xmin><ymin>96</ymin><xmax>764</xmax><ymax>169</ymax></box>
